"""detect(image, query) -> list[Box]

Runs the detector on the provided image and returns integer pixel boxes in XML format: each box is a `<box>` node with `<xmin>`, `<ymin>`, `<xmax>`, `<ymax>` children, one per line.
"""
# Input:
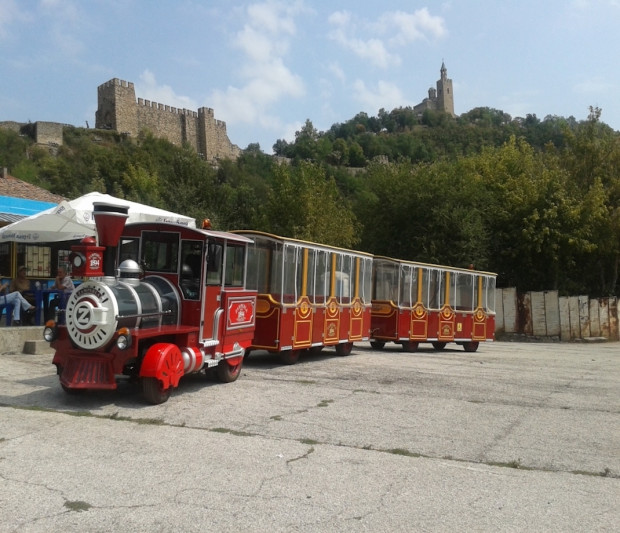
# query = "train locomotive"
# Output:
<box><xmin>46</xmin><ymin>204</ymin><xmax>496</xmax><ymax>404</ymax></box>
<box><xmin>46</xmin><ymin>203</ymin><xmax>257</xmax><ymax>404</ymax></box>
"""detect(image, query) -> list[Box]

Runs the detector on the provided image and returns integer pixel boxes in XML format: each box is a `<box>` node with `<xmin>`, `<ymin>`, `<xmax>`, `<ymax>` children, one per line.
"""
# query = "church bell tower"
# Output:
<box><xmin>436</xmin><ymin>61</ymin><xmax>455</xmax><ymax>116</ymax></box>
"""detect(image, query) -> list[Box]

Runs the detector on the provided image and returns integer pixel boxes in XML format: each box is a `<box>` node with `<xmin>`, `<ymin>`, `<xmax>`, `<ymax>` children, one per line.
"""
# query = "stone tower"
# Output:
<box><xmin>436</xmin><ymin>61</ymin><xmax>455</xmax><ymax>116</ymax></box>
<box><xmin>95</xmin><ymin>79</ymin><xmax>139</xmax><ymax>134</ymax></box>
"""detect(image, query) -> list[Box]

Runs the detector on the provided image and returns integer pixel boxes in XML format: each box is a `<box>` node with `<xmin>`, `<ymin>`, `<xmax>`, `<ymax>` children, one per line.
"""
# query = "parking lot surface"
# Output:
<box><xmin>1</xmin><ymin>341</ymin><xmax>618</xmax><ymax>532</ymax></box>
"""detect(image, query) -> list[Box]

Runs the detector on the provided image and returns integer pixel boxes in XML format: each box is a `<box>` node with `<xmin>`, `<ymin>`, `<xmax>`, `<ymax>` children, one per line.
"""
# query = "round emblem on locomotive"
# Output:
<box><xmin>65</xmin><ymin>281</ymin><xmax>119</xmax><ymax>350</ymax></box>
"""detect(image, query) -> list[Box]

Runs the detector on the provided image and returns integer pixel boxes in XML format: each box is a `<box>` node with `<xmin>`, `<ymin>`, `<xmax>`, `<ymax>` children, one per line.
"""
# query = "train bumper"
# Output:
<box><xmin>58</xmin><ymin>355</ymin><xmax>117</xmax><ymax>390</ymax></box>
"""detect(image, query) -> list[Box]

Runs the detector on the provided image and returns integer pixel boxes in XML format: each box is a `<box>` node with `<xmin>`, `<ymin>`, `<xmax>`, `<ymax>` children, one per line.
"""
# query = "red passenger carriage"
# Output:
<box><xmin>234</xmin><ymin>231</ymin><xmax>373</xmax><ymax>364</ymax></box>
<box><xmin>370</xmin><ymin>256</ymin><xmax>496</xmax><ymax>352</ymax></box>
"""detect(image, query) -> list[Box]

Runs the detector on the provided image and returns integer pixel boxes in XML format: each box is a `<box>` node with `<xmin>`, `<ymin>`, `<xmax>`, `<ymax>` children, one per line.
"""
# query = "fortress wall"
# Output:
<box><xmin>135</xmin><ymin>99</ymin><xmax>188</xmax><ymax>146</ymax></box>
<box><xmin>34</xmin><ymin>122</ymin><xmax>64</xmax><ymax>145</ymax></box>
<box><xmin>182</xmin><ymin>113</ymin><xmax>199</xmax><ymax>153</ymax></box>
<box><xmin>0</xmin><ymin>121</ymin><xmax>23</xmax><ymax>133</ymax></box>
<box><xmin>96</xmin><ymin>77</ymin><xmax>240</xmax><ymax>161</ymax></box>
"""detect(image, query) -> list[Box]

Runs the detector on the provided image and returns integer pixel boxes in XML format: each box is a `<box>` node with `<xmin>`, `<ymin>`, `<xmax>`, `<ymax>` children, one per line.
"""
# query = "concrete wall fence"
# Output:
<box><xmin>495</xmin><ymin>288</ymin><xmax>619</xmax><ymax>341</ymax></box>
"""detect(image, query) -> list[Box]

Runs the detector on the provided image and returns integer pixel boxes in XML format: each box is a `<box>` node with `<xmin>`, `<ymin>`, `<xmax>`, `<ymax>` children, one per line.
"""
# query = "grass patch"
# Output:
<box><xmin>387</xmin><ymin>448</ymin><xmax>422</xmax><ymax>458</ymax></box>
<box><xmin>317</xmin><ymin>399</ymin><xmax>334</xmax><ymax>408</ymax></box>
<box><xmin>64</xmin><ymin>500</ymin><xmax>92</xmax><ymax>512</ymax></box>
<box><xmin>211</xmin><ymin>427</ymin><xmax>254</xmax><ymax>437</ymax></box>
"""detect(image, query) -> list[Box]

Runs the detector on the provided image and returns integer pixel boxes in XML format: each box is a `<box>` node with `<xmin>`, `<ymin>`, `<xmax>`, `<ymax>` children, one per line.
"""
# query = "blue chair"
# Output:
<box><xmin>0</xmin><ymin>298</ymin><xmax>14</xmax><ymax>326</ymax></box>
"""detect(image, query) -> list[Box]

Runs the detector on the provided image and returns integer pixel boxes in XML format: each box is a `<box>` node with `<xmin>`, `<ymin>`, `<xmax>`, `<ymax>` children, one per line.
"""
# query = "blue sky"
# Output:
<box><xmin>1</xmin><ymin>0</ymin><xmax>619</xmax><ymax>153</ymax></box>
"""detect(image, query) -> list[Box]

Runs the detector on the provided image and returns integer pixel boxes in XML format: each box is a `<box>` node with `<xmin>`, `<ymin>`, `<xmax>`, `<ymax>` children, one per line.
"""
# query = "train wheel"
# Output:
<box><xmin>370</xmin><ymin>341</ymin><xmax>386</xmax><ymax>350</ymax></box>
<box><xmin>279</xmin><ymin>349</ymin><xmax>301</xmax><ymax>365</ymax></box>
<box><xmin>141</xmin><ymin>377</ymin><xmax>171</xmax><ymax>404</ymax></box>
<box><xmin>462</xmin><ymin>341</ymin><xmax>479</xmax><ymax>353</ymax></box>
<box><xmin>335</xmin><ymin>342</ymin><xmax>353</xmax><ymax>356</ymax></box>
<box><xmin>401</xmin><ymin>341</ymin><xmax>419</xmax><ymax>353</ymax></box>
<box><xmin>432</xmin><ymin>342</ymin><xmax>447</xmax><ymax>351</ymax></box>
<box><xmin>217</xmin><ymin>359</ymin><xmax>243</xmax><ymax>383</ymax></box>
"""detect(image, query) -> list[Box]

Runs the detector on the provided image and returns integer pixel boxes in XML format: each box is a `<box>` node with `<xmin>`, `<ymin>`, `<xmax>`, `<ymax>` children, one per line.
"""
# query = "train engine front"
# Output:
<box><xmin>47</xmin><ymin>203</ymin><xmax>257</xmax><ymax>404</ymax></box>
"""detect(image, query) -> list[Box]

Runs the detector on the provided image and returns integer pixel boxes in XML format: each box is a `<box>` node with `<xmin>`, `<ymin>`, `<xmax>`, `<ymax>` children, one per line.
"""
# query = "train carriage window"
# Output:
<box><xmin>454</xmin><ymin>272</ymin><xmax>474</xmax><ymax>311</ymax></box>
<box><xmin>282</xmin><ymin>243</ymin><xmax>302</xmax><ymax>304</ymax></box>
<box><xmin>306</xmin><ymin>249</ymin><xmax>317</xmax><ymax>303</ymax></box>
<box><xmin>225</xmin><ymin>243</ymin><xmax>245</xmax><ymax>287</ymax></box>
<box><xmin>269</xmin><ymin>242</ymin><xmax>284</xmax><ymax>301</ymax></box>
<box><xmin>315</xmin><ymin>249</ymin><xmax>329</xmax><ymax>305</ymax></box>
<box><xmin>399</xmin><ymin>264</ymin><xmax>417</xmax><ymax>308</ymax></box>
<box><xmin>246</xmin><ymin>239</ymin><xmax>271</xmax><ymax>293</ymax></box>
<box><xmin>482</xmin><ymin>275</ymin><xmax>496</xmax><ymax>313</ymax></box>
<box><xmin>358</xmin><ymin>257</ymin><xmax>372</xmax><ymax>305</ymax></box>
<box><xmin>141</xmin><ymin>232</ymin><xmax>179</xmax><ymax>273</ymax></box>
<box><xmin>206</xmin><ymin>242</ymin><xmax>223</xmax><ymax>285</ymax></box>
<box><xmin>335</xmin><ymin>253</ymin><xmax>352</xmax><ymax>304</ymax></box>
<box><xmin>422</xmin><ymin>268</ymin><xmax>443</xmax><ymax>310</ymax></box>
<box><xmin>373</xmin><ymin>260</ymin><xmax>398</xmax><ymax>302</ymax></box>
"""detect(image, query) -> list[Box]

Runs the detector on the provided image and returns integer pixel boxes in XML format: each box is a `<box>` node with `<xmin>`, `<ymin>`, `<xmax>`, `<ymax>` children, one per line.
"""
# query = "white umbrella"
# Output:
<box><xmin>0</xmin><ymin>192</ymin><xmax>196</xmax><ymax>243</ymax></box>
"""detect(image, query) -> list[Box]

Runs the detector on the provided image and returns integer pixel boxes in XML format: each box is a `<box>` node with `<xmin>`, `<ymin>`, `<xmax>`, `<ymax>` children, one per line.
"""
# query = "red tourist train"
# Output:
<box><xmin>46</xmin><ymin>205</ymin><xmax>496</xmax><ymax>404</ymax></box>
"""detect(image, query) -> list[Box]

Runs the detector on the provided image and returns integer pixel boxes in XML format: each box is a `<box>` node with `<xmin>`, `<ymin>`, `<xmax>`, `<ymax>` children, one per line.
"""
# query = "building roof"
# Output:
<box><xmin>0</xmin><ymin>169</ymin><xmax>64</xmax><ymax>225</ymax></box>
<box><xmin>0</xmin><ymin>169</ymin><xmax>65</xmax><ymax>204</ymax></box>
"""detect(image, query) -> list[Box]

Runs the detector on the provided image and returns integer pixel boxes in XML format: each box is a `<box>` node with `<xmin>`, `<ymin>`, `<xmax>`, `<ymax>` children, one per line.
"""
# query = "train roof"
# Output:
<box><xmin>123</xmin><ymin>222</ymin><xmax>253</xmax><ymax>244</ymax></box>
<box><xmin>373</xmin><ymin>254</ymin><xmax>497</xmax><ymax>277</ymax></box>
<box><xmin>231</xmin><ymin>230</ymin><xmax>374</xmax><ymax>258</ymax></box>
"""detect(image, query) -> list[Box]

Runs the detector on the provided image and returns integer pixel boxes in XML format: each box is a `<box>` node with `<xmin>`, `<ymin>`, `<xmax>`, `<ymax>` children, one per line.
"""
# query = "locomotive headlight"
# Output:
<box><xmin>116</xmin><ymin>327</ymin><xmax>132</xmax><ymax>350</ymax></box>
<box><xmin>43</xmin><ymin>321</ymin><xmax>58</xmax><ymax>342</ymax></box>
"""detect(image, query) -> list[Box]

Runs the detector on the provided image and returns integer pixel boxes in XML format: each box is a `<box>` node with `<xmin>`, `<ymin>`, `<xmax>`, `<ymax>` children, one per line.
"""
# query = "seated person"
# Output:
<box><xmin>10</xmin><ymin>266</ymin><xmax>35</xmax><ymax>324</ymax></box>
<box><xmin>47</xmin><ymin>266</ymin><xmax>76</xmax><ymax>321</ymax></box>
<box><xmin>53</xmin><ymin>266</ymin><xmax>75</xmax><ymax>294</ymax></box>
<box><xmin>1</xmin><ymin>276</ymin><xmax>35</xmax><ymax>326</ymax></box>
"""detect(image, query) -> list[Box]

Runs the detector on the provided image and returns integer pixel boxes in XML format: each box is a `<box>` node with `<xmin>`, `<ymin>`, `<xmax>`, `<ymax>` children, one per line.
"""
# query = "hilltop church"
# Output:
<box><xmin>414</xmin><ymin>62</ymin><xmax>455</xmax><ymax>117</ymax></box>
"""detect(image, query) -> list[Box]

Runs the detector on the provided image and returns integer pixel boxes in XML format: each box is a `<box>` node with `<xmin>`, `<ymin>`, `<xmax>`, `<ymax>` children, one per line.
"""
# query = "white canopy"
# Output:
<box><xmin>0</xmin><ymin>192</ymin><xmax>196</xmax><ymax>243</ymax></box>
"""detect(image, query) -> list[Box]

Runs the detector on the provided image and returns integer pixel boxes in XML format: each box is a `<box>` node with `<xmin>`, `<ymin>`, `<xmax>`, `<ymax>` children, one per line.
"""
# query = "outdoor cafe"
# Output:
<box><xmin>0</xmin><ymin>191</ymin><xmax>196</xmax><ymax>327</ymax></box>
<box><xmin>0</xmin><ymin>241</ymin><xmax>78</xmax><ymax>326</ymax></box>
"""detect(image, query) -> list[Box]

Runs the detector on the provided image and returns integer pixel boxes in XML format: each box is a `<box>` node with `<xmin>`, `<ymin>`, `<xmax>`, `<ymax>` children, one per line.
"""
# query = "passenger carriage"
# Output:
<box><xmin>233</xmin><ymin>231</ymin><xmax>373</xmax><ymax>364</ymax></box>
<box><xmin>371</xmin><ymin>256</ymin><xmax>496</xmax><ymax>352</ymax></box>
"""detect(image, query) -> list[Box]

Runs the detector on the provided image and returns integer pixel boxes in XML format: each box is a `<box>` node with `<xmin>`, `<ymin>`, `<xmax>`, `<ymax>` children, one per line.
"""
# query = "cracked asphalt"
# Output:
<box><xmin>1</xmin><ymin>341</ymin><xmax>618</xmax><ymax>532</ymax></box>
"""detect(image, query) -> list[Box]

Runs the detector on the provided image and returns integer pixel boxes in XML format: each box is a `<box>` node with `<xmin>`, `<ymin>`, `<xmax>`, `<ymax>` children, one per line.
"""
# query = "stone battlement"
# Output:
<box><xmin>97</xmin><ymin>78</ymin><xmax>135</xmax><ymax>91</ymax></box>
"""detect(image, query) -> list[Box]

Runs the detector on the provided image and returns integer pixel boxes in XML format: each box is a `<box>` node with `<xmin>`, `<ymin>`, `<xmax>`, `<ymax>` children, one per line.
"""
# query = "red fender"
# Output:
<box><xmin>224</xmin><ymin>355</ymin><xmax>243</xmax><ymax>367</ymax></box>
<box><xmin>139</xmin><ymin>343</ymin><xmax>185</xmax><ymax>389</ymax></box>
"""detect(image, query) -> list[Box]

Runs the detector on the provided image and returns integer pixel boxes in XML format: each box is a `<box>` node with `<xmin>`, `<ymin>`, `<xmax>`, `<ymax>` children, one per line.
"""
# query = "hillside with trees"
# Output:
<box><xmin>1</xmin><ymin>105</ymin><xmax>619</xmax><ymax>296</ymax></box>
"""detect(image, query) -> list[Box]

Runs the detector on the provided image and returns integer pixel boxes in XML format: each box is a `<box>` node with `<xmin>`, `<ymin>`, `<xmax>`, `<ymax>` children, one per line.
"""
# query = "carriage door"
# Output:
<box><xmin>202</xmin><ymin>240</ymin><xmax>224</xmax><ymax>341</ymax></box>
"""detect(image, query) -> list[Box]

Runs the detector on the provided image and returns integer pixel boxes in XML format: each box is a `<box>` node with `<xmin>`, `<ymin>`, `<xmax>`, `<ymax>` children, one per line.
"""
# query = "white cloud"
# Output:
<box><xmin>137</xmin><ymin>70</ymin><xmax>198</xmax><ymax>110</ymax></box>
<box><xmin>327</xmin><ymin>62</ymin><xmax>346</xmax><ymax>84</ymax></box>
<box><xmin>328</xmin><ymin>10</ymin><xmax>399</xmax><ymax>69</ymax></box>
<box><xmin>352</xmin><ymin>79</ymin><xmax>409</xmax><ymax>112</ymax></box>
<box><xmin>204</xmin><ymin>0</ymin><xmax>308</xmax><ymax>137</ymax></box>
<box><xmin>378</xmin><ymin>9</ymin><xmax>447</xmax><ymax>46</ymax></box>
<box><xmin>328</xmin><ymin>8</ymin><xmax>446</xmax><ymax>69</ymax></box>
<box><xmin>573</xmin><ymin>77</ymin><xmax>613</xmax><ymax>94</ymax></box>
<box><xmin>0</xmin><ymin>0</ymin><xmax>31</xmax><ymax>40</ymax></box>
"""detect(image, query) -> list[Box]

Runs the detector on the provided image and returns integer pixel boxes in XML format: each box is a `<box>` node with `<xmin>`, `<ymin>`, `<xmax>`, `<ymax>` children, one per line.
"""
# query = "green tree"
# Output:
<box><xmin>264</xmin><ymin>161</ymin><xmax>359</xmax><ymax>247</ymax></box>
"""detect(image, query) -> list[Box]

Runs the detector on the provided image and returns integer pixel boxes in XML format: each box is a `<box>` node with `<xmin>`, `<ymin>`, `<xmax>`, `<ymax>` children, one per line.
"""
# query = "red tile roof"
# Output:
<box><xmin>0</xmin><ymin>169</ymin><xmax>65</xmax><ymax>203</ymax></box>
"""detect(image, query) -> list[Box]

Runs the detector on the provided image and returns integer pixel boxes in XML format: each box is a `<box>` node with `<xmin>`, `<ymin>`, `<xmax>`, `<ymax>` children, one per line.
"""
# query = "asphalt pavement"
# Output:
<box><xmin>1</xmin><ymin>340</ymin><xmax>618</xmax><ymax>532</ymax></box>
